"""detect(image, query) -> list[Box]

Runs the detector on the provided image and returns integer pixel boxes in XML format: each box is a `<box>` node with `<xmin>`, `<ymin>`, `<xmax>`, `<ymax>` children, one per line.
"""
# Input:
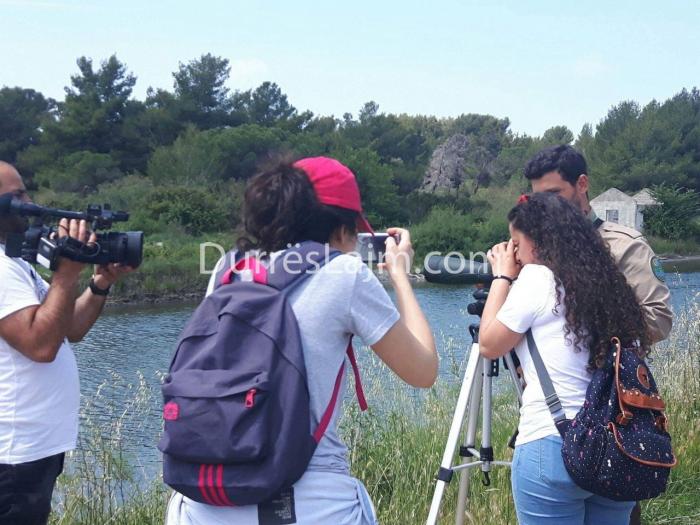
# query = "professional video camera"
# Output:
<box><xmin>0</xmin><ymin>193</ymin><xmax>143</xmax><ymax>271</ymax></box>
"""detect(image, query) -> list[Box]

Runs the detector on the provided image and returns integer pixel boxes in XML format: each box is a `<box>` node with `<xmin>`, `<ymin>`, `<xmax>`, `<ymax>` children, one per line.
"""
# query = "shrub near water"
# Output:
<box><xmin>51</xmin><ymin>301</ymin><xmax>700</xmax><ymax>524</ymax></box>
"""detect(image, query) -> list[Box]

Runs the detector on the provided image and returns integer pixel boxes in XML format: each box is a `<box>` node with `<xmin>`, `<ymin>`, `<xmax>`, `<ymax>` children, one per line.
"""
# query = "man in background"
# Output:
<box><xmin>0</xmin><ymin>161</ymin><xmax>132</xmax><ymax>525</ymax></box>
<box><xmin>525</xmin><ymin>145</ymin><xmax>673</xmax><ymax>525</ymax></box>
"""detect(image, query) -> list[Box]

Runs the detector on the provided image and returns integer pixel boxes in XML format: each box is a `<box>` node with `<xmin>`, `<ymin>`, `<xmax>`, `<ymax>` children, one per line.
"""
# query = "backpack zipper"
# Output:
<box><xmin>245</xmin><ymin>389</ymin><xmax>257</xmax><ymax>408</ymax></box>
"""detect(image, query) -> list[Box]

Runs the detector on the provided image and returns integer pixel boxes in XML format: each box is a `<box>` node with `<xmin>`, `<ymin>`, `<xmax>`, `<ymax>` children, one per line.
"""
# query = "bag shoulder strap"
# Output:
<box><xmin>525</xmin><ymin>329</ymin><xmax>568</xmax><ymax>432</ymax></box>
<box><xmin>313</xmin><ymin>337</ymin><xmax>368</xmax><ymax>443</ymax></box>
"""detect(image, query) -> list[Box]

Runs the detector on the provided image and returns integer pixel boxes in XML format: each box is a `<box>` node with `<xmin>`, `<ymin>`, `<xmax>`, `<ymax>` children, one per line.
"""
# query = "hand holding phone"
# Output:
<box><xmin>381</xmin><ymin>227</ymin><xmax>413</xmax><ymax>276</ymax></box>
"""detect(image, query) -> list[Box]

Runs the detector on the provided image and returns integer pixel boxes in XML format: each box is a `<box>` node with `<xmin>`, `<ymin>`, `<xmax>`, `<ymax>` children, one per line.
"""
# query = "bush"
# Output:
<box><xmin>644</xmin><ymin>185</ymin><xmax>700</xmax><ymax>240</ymax></box>
<box><xmin>142</xmin><ymin>186</ymin><xmax>235</xmax><ymax>235</ymax></box>
<box><xmin>411</xmin><ymin>206</ymin><xmax>508</xmax><ymax>262</ymax></box>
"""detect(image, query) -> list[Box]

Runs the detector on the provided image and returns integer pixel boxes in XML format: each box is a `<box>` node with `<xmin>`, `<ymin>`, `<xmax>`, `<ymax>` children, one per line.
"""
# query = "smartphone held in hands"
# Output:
<box><xmin>356</xmin><ymin>233</ymin><xmax>396</xmax><ymax>263</ymax></box>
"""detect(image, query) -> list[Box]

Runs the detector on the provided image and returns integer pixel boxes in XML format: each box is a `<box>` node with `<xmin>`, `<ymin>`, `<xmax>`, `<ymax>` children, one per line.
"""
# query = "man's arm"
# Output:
<box><xmin>616</xmin><ymin>237</ymin><xmax>673</xmax><ymax>343</ymax></box>
<box><xmin>66</xmin><ymin>286</ymin><xmax>107</xmax><ymax>343</ymax></box>
<box><xmin>0</xmin><ymin>265</ymin><xmax>82</xmax><ymax>363</ymax></box>
<box><xmin>66</xmin><ymin>264</ymin><xmax>134</xmax><ymax>343</ymax></box>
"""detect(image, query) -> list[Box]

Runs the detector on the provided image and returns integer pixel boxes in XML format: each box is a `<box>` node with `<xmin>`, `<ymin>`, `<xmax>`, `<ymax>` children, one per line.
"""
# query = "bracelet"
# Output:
<box><xmin>89</xmin><ymin>277</ymin><xmax>111</xmax><ymax>296</ymax></box>
<box><xmin>492</xmin><ymin>275</ymin><xmax>516</xmax><ymax>285</ymax></box>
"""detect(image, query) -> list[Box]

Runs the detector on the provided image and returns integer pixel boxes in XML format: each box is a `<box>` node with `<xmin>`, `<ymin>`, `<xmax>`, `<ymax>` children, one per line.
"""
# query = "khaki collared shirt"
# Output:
<box><xmin>589</xmin><ymin>210</ymin><xmax>673</xmax><ymax>343</ymax></box>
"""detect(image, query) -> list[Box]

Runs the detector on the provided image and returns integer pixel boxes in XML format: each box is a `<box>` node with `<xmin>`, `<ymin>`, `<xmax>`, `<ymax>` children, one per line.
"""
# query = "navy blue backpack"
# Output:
<box><xmin>159</xmin><ymin>242</ymin><xmax>367</xmax><ymax>506</ymax></box>
<box><xmin>527</xmin><ymin>331</ymin><xmax>677</xmax><ymax>501</ymax></box>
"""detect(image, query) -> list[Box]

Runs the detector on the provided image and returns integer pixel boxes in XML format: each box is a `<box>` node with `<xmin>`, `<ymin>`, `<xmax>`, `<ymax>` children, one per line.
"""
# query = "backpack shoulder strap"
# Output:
<box><xmin>267</xmin><ymin>242</ymin><xmax>342</xmax><ymax>292</ymax></box>
<box><xmin>345</xmin><ymin>337</ymin><xmax>368</xmax><ymax>410</ymax></box>
<box><xmin>313</xmin><ymin>337</ymin><xmax>368</xmax><ymax>444</ymax></box>
<box><xmin>525</xmin><ymin>329</ymin><xmax>568</xmax><ymax>435</ymax></box>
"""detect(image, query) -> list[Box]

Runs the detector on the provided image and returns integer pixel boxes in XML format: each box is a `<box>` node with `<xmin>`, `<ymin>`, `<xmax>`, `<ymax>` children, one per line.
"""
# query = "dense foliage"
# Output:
<box><xmin>1</xmin><ymin>53</ymin><xmax>698</xmax><ymax>273</ymax></box>
<box><xmin>644</xmin><ymin>185</ymin><xmax>700</xmax><ymax>240</ymax></box>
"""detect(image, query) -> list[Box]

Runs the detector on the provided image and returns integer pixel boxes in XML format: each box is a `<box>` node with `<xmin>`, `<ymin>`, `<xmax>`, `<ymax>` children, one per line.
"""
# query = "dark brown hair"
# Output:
<box><xmin>237</xmin><ymin>158</ymin><xmax>359</xmax><ymax>253</ymax></box>
<box><xmin>507</xmin><ymin>192</ymin><xmax>650</xmax><ymax>368</ymax></box>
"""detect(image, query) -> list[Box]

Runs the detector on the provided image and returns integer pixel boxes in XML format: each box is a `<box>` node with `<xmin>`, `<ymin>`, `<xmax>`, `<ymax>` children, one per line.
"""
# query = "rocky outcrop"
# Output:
<box><xmin>421</xmin><ymin>134</ymin><xmax>496</xmax><ymax>193</ymax></box>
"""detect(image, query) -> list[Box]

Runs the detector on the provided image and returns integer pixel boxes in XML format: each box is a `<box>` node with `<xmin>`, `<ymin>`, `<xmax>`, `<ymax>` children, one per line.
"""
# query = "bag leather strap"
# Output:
<box><xmin>525</xmin><ymin>329</ymin><xmax>569</xmax><ymax>435</ymax></box>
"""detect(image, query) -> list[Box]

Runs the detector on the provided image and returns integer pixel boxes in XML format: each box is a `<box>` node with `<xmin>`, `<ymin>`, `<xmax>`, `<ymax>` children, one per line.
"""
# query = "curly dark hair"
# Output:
<box><xmin>237</xmin><ymin>157</ymin><xmax>359</xmax><ymax>253</ymax></box>
<box><xmin>507</xmin><ymin>193</ymin><xmax>650</xmax><ymax>368</ymax></box>
<box><xmin>524</xmin><ymin>145</ymin><xmax>587</xmax><ymax>185</ymax></box>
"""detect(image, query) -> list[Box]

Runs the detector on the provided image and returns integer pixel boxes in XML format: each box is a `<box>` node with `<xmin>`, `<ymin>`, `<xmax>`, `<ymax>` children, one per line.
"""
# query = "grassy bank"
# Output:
<box><xmin>50</xmin><ymin>301</ymin><xmax>700</xmax><ymax>524</ymax></box>
<box><xmin>648</xmin><ymin>236</ymin><xmax>700</xmax><ymax>258</ymax></box>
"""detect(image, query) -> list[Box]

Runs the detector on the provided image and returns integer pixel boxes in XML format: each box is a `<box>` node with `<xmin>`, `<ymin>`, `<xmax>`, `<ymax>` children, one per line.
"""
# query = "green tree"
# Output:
<box><xmin>232</xmin><ymin>82</ymin><xmax>310</xmax><ymax>129</ymax></box>
<box><xmin>575</xmin><ymin>123</ymin><xmax>594</xmax><ymax>157</ymax></box>
<box><xmin>148</xmin><ymin>124</ymin><xmax>289</xmax><ymax>186</ymax></box>
<box><xmin>444</xmin><ymin>114</ymin><xmax>511</xmax><ymax>157</ymax></box>
<box><xmin>540</xmin><ymin>125</ymin><xmax>574</xmax><ymax>146</ymax></box>
<box><xmin>644</xmin><ymin>184</ymin><xmax>700</xmax><ymax>240</ymax></box>
<box><xmin>172</xmin><ymin>53</ymin><xmax>235</xmax><ymax>129</ymax></box>
<box><xmin>0</xmin><ymin>87</ymin><xmax>53</xmax><ymax>164</ymax></box>
<box><xmin>21</xmin><ymin>55</ymin><xmax>149</xmax><ymax>179</ymax></box>
<box><xmin>585</xmin><ymin>90</ymin><xmax>700</xmax><ymax>194</ymax></box>
<box><xmin>35</xmin><ymin>151</ymin><xmax>121</xmax><ymax>192</ymax></box>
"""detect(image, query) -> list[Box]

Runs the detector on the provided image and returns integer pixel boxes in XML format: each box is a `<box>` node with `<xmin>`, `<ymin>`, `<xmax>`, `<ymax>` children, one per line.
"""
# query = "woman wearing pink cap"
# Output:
<box><xmin>166</xmin><ymin>156</ymin><xmax>438</xmax><ymax>525</ymax></box>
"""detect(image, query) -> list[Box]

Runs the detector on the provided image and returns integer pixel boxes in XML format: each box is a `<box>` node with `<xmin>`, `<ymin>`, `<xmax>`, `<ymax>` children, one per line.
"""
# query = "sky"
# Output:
<box><xmin>1</xmin><ymin>0</ymin><xmax>699</xmax><ymax>137</ymax></box>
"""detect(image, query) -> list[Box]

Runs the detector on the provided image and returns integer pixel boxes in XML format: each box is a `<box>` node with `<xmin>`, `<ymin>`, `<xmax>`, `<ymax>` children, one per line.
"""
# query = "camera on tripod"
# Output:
<box><xmin>0</xmin><ymin>193</ymin><xmax>144</xmax><ymax>271</ymax></box>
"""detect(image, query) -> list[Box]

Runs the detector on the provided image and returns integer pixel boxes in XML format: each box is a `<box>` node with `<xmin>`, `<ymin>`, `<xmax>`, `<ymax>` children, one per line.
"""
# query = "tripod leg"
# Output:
<box><xmin>454</xmin><ymin>354</ymin><xmax>483</xmax><ymax>525</ymax></box>
<box><xmin>503</xmin><ymin>352</ymin><xmax>524</xmax><ymax>403</ymax></box>
<box><xmin>503</xmin><ymin>351</ymin><xmax>524</xmax><ymax>450</ymax></box>
<box><xmin>426</xmin><ymin>347</ymin><xmax>483</xmax><ymax>525</ymax></box>
<box><xmin>480</xmin><ymin>359</ymin><xmax>495</xmax><ymax>483</ymax></box>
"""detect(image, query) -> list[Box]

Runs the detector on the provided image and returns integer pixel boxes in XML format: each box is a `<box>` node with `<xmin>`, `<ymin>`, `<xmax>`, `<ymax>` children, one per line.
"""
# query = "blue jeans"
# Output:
<box><xmin>512</xmin><ymin>435</ymin><xmax>635</xmax><ymax>525</ymax></box>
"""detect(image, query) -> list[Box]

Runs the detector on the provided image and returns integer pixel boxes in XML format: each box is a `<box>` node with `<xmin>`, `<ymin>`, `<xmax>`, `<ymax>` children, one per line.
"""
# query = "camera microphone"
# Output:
<box><xmin>0</xmin><ymin>193</ymin><xmax>46</xmax><ymax>218</ymax></box>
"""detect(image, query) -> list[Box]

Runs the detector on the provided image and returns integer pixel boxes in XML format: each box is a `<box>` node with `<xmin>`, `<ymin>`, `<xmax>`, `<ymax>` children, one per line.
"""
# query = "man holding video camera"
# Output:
<box><xmin>0</xmin><ymin>161</ymin><xmax>132</xmax><ymax>525</ymax></box>
<box><xmin>525</xmin><ymin>146</ymin><xmax>673</xmax><ymax>525</ymax></box>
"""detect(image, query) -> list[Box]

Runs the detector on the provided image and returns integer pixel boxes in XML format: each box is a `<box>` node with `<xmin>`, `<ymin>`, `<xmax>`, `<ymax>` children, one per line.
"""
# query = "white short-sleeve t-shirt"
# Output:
<box><xmin>0</xmin><ymin>245</ymin><xmax>80</xmax><ymax>464</ymax></box>
<box><xmin>496</xmin><ymin>264</ymin><xmax>592</xmax><ymax>446</ymax></box>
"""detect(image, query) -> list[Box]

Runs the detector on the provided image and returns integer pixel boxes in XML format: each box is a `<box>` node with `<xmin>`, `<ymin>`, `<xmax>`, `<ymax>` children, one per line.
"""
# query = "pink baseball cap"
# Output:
<box><xmin>293</xmin><ymin>156</ymin><xmax>374</xmax><ymax>234</ymax></box>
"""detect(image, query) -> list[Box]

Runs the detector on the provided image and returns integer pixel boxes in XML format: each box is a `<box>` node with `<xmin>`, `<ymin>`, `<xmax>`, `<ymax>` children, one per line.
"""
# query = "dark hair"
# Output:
<box><xmin>507</xmin><ymin>193</ymin><xmax>649</xmax><ymax>369</ymax></box>
<box><xmin>524</xmin><ymin>145</ymin><xmax>587</xmax><ymax>185</ymax></box>
<box><xmin>238</xmin><ymin>159</ymin><xmax>359</xmax><ymax>253</ymax></box>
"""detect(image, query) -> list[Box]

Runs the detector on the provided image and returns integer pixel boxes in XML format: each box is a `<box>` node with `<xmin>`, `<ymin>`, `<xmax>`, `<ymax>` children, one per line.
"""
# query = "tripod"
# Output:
<box><xmin>427</xmin><ymin>288</ymin><xmax>524</xmax><ymax>525</ymax></box>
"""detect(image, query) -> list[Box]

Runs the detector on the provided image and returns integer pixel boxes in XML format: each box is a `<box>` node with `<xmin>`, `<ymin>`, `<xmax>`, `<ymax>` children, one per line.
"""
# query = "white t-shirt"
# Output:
<box><xmin>180</xmin><ymin>250</ymin><xmax>400</xmax><ymax>524</ymax></box>
<box><xmin>0</xmin><ymin>245</ymin><xmax>80</xmax><ymax>464</ymax></box>
<box><xmin>496</xmin><ymin>264</ymin><xmax>592</xmax><ymax>446</ymax></box>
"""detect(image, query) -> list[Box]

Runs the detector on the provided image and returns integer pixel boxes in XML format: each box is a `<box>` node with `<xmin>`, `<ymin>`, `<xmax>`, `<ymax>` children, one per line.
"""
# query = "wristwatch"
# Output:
<box><xmin>492</xmin><ymin>275</ymin><xmax>516</xmax><ymax>285</ymax></box>
<box><xmin>89</xmin><ymin>277</ymin><xmax>111</xmax><ymax>296</ymax></box>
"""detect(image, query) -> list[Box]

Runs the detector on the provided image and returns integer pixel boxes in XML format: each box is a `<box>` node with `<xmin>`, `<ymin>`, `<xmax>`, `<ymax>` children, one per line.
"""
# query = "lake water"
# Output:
<box><xmin>73</xmin><ymin>271</ymin><xmax>700</xmax><ymax>482</ymax></box>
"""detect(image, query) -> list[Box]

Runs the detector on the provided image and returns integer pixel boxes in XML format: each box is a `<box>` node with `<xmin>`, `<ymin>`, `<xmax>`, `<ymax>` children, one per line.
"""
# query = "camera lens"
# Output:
<box><xmin>124</xmin><ymin>231</ymin><xmax>144</xmax><ymax>268</ymax></box>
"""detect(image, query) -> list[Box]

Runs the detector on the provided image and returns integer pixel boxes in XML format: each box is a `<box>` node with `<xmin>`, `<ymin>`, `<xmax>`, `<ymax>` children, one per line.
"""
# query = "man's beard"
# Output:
<box><xmin>571</xmin><ymin>193</ymin><xmax>587</xmax><ymax>213</ymax></box>
<box><xmin>0</xmin><ymin>216</ymin><xmax>29</xmax><ymax>241</ymax></box>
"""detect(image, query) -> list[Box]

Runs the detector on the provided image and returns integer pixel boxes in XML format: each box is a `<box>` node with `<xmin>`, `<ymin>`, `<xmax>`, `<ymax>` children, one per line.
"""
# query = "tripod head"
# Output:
<box><xmin>466</xmin><ymin>287</ymin><xmax>489</xmax><ymax>318</ymax></box>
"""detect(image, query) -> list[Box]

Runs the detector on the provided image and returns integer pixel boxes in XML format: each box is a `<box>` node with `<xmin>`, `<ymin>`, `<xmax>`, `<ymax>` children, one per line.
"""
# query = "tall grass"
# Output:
<box><xmin>51</xmin><ymin>299</ymin><xmax>700</xmax><ymax>524</ymax></box>
<box><xmin>49</xmin><ymin>373</ymin><xmax>168</xmax><ymax>525</ymax></box>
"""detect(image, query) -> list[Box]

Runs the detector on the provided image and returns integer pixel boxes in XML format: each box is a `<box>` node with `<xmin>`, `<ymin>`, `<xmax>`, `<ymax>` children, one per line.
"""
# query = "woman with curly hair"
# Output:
<box><xmin>479</xmin><ymin>192</ymin><xmax>648</xmax><ymax>524</ymax></box>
